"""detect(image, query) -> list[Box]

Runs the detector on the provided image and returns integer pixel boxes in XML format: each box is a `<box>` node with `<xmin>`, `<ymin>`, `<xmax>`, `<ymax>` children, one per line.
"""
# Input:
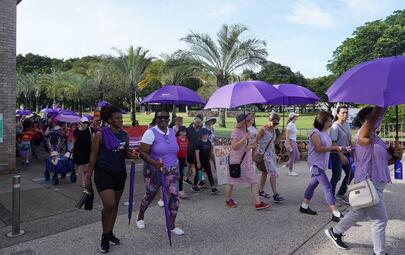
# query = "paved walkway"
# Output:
<box><xmin>0</xmin><ymin>150</ymin><xmax>404</xmax><ymax>255</ymax></box>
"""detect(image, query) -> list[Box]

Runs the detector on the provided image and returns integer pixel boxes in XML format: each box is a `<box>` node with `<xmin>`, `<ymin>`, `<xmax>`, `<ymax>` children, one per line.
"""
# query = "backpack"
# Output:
<box><xmin>49</xmin><ymin>131</ymin><xmax>62</xmax><ymax>145</ymax></box>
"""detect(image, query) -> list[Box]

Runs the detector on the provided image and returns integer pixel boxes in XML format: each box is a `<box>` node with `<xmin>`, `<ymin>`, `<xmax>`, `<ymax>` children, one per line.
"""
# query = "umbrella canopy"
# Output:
<box><xmin>83</xmin><ymin>114</ymin><xmax>93</xmax><ymax>121</ymax></box>
<box><xmin>60</xmin><ymin>110</ymin><xmax>78</xmax><ymax>116</ymax></box>
<box><xmin>326</xmin><ymin>56</ymin><xmax>405</xmax><ymax>107</ymax></box>
<box><xmin>16</xmin><ymin>109</ymin><xmax>32</xmax><ymax>116</ymax></box>
<box><xmin>204</xmin><ymin>80</ymin><xmax>285</xmax><ymax>109</ymax></box>
<box><xmin>141</xmin><ymin>85</ymin><xmax>205</xmax><ymax>105</ymax></box>
<box><xmin>270</xmin><ymin>83</ymin><xmax>320</xmax><ymax>105</ymax></box>
<box><xmin>55</xmin><ymin>114</ymin><xmax>81</xmax><ymax>123</ymax></box>
<box><xmin>97</xmin><ymin>101</ymin><xmax>112</xmax><ymax>107</ymax></box>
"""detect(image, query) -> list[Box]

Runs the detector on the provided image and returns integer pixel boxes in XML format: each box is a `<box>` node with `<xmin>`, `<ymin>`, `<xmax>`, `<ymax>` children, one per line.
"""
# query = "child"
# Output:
<box><xmin>20</xmin><ymin>132</ymin><xmax>32</xmax><ymax>165</ymax></box>
<box><xmin>194</xmin><ymin>128</ymin><xmax>218</xmax><ymax>193</ymax></box>
<box><xmin>176</xmin><ymin>126</ymin><xmax>189</xmax><ymax>199</ymax></box>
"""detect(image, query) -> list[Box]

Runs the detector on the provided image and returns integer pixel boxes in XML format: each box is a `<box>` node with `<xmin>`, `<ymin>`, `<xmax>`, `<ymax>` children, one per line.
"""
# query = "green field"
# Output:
<box><xmin>121</xmin><ymin>112</ymin><xmax>316</xmax><ymax>138</ymax></box>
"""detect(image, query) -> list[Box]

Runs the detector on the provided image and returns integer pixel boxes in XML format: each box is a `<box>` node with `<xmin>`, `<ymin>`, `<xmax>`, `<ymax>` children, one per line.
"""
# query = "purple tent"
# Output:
<box><xmin>270</xmin><ymin>84</ymin><xmax>319</xmax><ymax>105</ymax></box>
<box><xmin>141</xmin><ymin>85</ymin><xmax>205</xmax><ymax>105</ymax></box>
<box><xmin>204</xmin><ymin>80</ymin><xmax>284</xmax><ymax>109</ymax></box>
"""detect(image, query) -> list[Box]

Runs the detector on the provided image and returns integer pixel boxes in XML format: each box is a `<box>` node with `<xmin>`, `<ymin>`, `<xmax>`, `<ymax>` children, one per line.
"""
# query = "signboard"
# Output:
<box><xmin>123</xmin><ymin>125</ymin><xmax>148</xmax><ymax>150</ymax></box>
<box><xmin>213</xmin><ymin>145</ymin><xmax>231</xmax><ymax>185</ymax></box>
<box><xmin>0</xmin><ymin>114</ymin><xmax>3</xmax><ymax>143</ymax></box>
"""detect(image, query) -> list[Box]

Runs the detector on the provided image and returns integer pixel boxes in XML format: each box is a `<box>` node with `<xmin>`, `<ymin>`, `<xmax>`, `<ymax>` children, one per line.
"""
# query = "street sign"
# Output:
<box><xmin>0</xmin><ymin>113</ymin><xmax>3</xmax><ymax>143</ymax></box>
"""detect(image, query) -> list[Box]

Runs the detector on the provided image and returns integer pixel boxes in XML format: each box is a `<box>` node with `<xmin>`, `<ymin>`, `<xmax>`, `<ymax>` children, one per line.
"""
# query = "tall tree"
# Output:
<box><xmin>307</xmin><ymin>75</ymin><xmax>337</xmax><ymax>112</ymax></box>
<box><xmin>179</xmin><ymin>23</ymin><xmax>268</xmax><ymax>127</ymax></box>
<box><xmin>112</xmin><ymin>46</ymin><xmax>153</xmax><ymax>122</ymax></box>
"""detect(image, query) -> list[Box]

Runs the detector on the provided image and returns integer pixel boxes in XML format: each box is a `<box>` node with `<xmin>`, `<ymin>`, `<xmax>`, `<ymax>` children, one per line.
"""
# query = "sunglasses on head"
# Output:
<box><xmin>157</xmin><ymin>116</ymin><xmax>170</xmax><ymax>120</ymax></box>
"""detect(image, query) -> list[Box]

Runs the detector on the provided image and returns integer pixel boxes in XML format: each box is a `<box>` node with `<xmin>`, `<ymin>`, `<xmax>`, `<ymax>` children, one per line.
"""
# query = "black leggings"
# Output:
<box><xmin>178</xmin><ymin>158</ymin><xmax>186</xmax><ymax>192</ymax></box>
<box><xmin>194</xmin><ymin>160</ymin><xmax>215</xmax><ymax>187</ymax></box>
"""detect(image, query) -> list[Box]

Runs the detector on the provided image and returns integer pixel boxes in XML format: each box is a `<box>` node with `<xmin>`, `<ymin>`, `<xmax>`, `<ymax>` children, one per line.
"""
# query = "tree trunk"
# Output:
<box><xmin>217</xmin><ymin>71</ymin><xmax>227</xmax><ymax>128</ymax></box>
<box><xmin>131</xmin><ymin>91</ymin><xmax>136</xmax><ymax>122</ymax></box>
<box><xmin>79</xmin><ymin>98</ymin><xmax>82</xmax><ymax>116</ymax></box>
<box><xmin>172</xmin><ymin>104</ymin><xmax>177</xmax><ymax>121</ymax></box>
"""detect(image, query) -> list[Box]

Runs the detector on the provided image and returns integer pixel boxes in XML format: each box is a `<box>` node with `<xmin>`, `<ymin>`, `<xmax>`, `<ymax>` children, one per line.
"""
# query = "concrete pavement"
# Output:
<box><xmin>0</xmin><ymin>150</ymin><xmax>404</xmax><ymax>255</ymax></box>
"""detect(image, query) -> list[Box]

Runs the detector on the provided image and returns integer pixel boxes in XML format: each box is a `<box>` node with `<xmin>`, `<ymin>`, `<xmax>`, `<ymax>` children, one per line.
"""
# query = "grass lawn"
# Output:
<box><xmin>119</xmin><ymin>112</ymin><xmax>316</xmax><ymax>138</ymax></box>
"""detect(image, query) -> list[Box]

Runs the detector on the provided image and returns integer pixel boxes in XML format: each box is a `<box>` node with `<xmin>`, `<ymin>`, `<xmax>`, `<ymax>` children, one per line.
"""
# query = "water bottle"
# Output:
<box><xmin>394</xmin><ymin>159</ymin><xmax>403</xmax><ymax>180</ymax></box>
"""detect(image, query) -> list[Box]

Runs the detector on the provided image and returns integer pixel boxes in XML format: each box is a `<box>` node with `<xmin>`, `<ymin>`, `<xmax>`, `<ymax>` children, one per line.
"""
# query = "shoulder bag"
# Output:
<box><xmin>254</xmin><ymin>127</ymin><xmax>275</xmax><ymax>172</ymax></box>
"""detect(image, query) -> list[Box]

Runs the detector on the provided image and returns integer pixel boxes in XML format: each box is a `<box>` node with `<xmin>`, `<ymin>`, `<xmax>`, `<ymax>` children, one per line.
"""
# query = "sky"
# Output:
<box><xmin>16</xmin><ymin>0</ymin><xmax>405</xmax><ymax>78</ymax></box>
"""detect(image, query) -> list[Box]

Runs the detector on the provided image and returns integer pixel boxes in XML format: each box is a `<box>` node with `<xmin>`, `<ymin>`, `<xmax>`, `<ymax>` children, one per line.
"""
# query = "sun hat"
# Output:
<box><xmin>288</xmin><ymin>112</ymin><xmax>300</xmax><ymax>119</ymax></box>
<box><xmin>205</xmin><ymin>117</ymin><xmax>217</xmax><ymax>125</ymax></box>
<box><xmin>80</xmin><ymin>116</ymin><xmax>89</xmax><ymax>123</ymax></box>
<box><xmin>236</xmin><ymin>113</ymin><xmax>248</xmax><ymax>123</ymax></box>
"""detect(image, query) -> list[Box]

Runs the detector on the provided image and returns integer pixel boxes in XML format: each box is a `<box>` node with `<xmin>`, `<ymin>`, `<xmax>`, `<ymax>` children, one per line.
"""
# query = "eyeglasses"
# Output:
<box><xmin>157</xmin><ymin>116</ymin><xmax>170</xmax><ymax>120</ymax></box>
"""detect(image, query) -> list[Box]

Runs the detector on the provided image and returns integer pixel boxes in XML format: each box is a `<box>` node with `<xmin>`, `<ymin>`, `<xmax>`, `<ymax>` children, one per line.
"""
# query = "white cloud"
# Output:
<box><xmin>285</xmin><ymin>0</ymin><xmax>335</xmax><ymax>28</ymax></box>
<box><xmin>207</xmin><ymin>4</ymin><xmax>238</xmax><ymax>16</ymax></box>
<box><xmin>341</xmin><ymin>0</ymin><xmax>392</xmax><ymax>15</ymax></box>
<box><xmin>74</xmin><ymin>7</ymin><xmax>85</xmax><ymax>14</ymax></box>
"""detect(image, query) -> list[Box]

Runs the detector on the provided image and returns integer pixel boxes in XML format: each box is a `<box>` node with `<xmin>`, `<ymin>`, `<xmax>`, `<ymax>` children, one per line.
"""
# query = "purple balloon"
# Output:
<box><xmin>204</xmin><ymin>80</ymin><xmax>285</xmax><ymax>109</ymax></box>
<box><xmin>141</xmin><ymin>85</ymin><xmax>205</xmax><ymax>105</ymax></box>
<box><xmin>327</xmin><ymin>56</ymin><xmax>405</xmax><ymax>107</ymax></box>
<box><xmin>270</xmin><ymin>84</ymin><xmax>320</xmax><ymax>105</ymax></box>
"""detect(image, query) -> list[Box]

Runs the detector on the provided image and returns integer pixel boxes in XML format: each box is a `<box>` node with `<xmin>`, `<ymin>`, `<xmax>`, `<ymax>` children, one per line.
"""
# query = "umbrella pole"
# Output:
<box><xmin>396</xmin><ymin>105</ymin><xmax>399</xmax><ymax>142</ymax></box>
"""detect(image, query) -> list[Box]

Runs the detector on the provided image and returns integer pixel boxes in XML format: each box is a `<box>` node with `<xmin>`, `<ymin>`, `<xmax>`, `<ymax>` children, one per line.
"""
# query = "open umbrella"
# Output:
<box><xmin>60</xmin><ymin>110</ymin><xmax>78</xmax><ymax>116</ymax></box>
<box><xmin>55</xmin><ymin>114</ymin><xmax>81</xmax><ymax>123</ymax></box>
<box><xmin>326</xmin><ymin>55</ymin><xmax>405</xmax><ymax>179</ymax></box>
<box><xmin>97</xmin><ymin>101</ymin><xmax>111</xmax><ymax>108</ymax></box>
<box><xmin>269</xmin><ymin>83</ymin><xmax>320</xmax><ymax>128</ymax></box>
<box><xmin>160</xmin><ymin>170</ymin><xmax>172</xmax><ymax>246</ymax></box>
<box><xmin>141</xmin><ymin>85</ymin><xmax>205</xmax><ymax>105</ymax></box>
<box><xmin>128</xmin><ymin>161</ymin><xmax>136</xmax><ymax>224</ymax></box>
<box><xmin>16</xmin><ymin>109</ymin><xmax>32</xmax><ymax>116</ymax></box>
<box><xmin>204</xmin><ymin>80</ymin><xmax>284</xmax><ymax>109</ymax></box>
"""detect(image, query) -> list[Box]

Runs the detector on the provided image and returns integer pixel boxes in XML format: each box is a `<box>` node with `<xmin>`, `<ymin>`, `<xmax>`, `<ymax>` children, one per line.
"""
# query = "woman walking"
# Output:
<box><xmin>255</xmin><ymin>112</ymin><xmax>285</xmax><ymax>203</ymax></box>
<box><xmin>176</xmin><ymin>126</ymin><xmax>188</xmax><ymax>199</ymax></box>
<box><xmin>74</xmin><ymin>117</ymin><xmax>92</xmax><ymax>187</ymax></box>
<box><xmin>285</xmin><ymin>112</ymin><xmax>300</xmax><ymax>176</ymax></box>
<box><xmin>225</xmin><ymin>114</ymin><xmax>269</xmax><ymax>210</ymax></box>
<box><xmin>136</xmin><ymin>110</ymin><xmax>184</xmax><ymax>236</ymax></box>
<box><xmin>325</xmin><ymin>106</ymin><xmax>402</xmax><ymax>255</ymax></box>
<box><xmin>299</xmin><ymin>111</ymin><xmax>344</xmax><ymax>222</ymax></box>
<box><xmin>85</xmin><ymin>106</ymin><xmax>138</xmax><ymax>253</ymax></box>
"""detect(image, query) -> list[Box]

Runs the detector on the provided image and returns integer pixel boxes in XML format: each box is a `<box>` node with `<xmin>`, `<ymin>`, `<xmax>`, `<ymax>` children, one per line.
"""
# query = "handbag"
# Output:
<box><xmin>229</xmin><ymin>151</ymin><xmax>247</xmax><ymax>178</ymax></box>
<box><xmin>347</xmin><ymin>140</ymin><xmax>379</xmax><ymax>209</ymax></box>
<box><xmin>75</xmin><ymin>189</ymin><xmax>94</xmax><ymax>210</ymax></box>
<box><xmin>254</xmin><ymin>128</ymin><xmax>275</xmax><ymax>172</ymax></box>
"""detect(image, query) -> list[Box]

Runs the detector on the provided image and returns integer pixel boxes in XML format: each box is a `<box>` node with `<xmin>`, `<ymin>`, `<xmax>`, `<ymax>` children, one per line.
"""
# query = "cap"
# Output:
<box><xmin>236</xmin><ymin>113</ymin><xmax>248</xmax><ymax>123</ymax></box>
<box><xmin>200</xmin><ymin>128</ymin><xmax>210</xmax><ymax>136</ymax></box>
<box><xmin>50</xmin><ymin>151</ymin><xmax>59</xmax><ymax>157</ymax></box>
<box><xmin>205</xmin><ymin>117</ymin><xmax>217</xmax><ymax>125</ymax></box>
<box><xmin>289</xmin><ymin>112</ymin><xmax>300</xmax><ymax>119</ymax></box>
<box><xmin>80</xmin><ymin>117</ymin><xmax>89</xmax><ymax>123</ymax></box>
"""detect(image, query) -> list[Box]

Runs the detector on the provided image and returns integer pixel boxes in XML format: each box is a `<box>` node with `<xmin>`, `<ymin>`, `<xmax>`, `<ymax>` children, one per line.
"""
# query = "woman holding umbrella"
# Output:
<box><xmin>136</xmin><ymin>110</ymin><xmax>184</xmax><ymax>236</ymax></box>
<box><xmin>85</xmin><ymin>106</ymin><xmax>138</xmax><ymax>253</ymax></box>
<box><xmin>225</xmin><ymin>113</ymin><xmax>270</xmax><ymax>210</ymax></box>
<box><xmin>325</xmin><ymin>107</ymin><xmax>403</xmax><ymax>254</ymax></box>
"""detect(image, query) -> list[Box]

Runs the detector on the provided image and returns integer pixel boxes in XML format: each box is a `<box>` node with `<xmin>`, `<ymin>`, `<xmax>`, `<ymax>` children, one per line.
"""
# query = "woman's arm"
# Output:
<box><xmin>195</xmin><ymin>149</ymin><xmax>201</xmax><ymax>169</ymax></box>
<box><xmin>358</xmin><ymin>106</ymin><xmax>385</xmax><ymax>146</ymax></box>
<box><xmin>310</xmin><ymin>132</ymin><xmax>341</xmax><ymax>153</ymax></box>
<box><xmin>139</xmin><ymin>143</ymin><xmax>163</xmax><ymax>170</ymax></box>
<box><xmin>85</xmin><ymin>132</ymin><xmax>102</xmax><ymax>190</ymax></box>
<box><xmin>231</xmin><ymin>132</ymin><xmax>249</xmax><ymax>150</ymax></box>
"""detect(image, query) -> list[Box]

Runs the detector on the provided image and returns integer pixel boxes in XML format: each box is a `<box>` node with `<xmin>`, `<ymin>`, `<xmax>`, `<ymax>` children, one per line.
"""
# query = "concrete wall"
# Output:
<box><xmin>0</xmin><ymin>0</ymin><xmax>17</xmax><ymax>173</ymax></box>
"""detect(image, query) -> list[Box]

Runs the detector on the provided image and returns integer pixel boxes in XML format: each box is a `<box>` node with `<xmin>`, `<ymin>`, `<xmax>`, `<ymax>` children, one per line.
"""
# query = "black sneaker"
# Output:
<box><xmin>332</xmin><ymin>214</ymin><xmax>344</xmax><ymax>222</ymax></box>
<box><xmin>183</xmin><ymin>178</ymin><xmax>192</xmax><ymax>185</ymax></box>
<box><xmin>299</xmin><ymin>206</ymin><xmax>317</xmax><ymax>215</ymax></box>
<box><xmin>324</xmin><ymin>227</ymin><xmax>348</xmax><ymax>250</ymax></box>
<box><xmin>99</xmin><ymin>233</ymin><xmax>110</xmax><ymax>253</ymax></box>
<box><xmin>198</xmin><ymin>180</ymin><xmax>206</xmax><ymax>186</ymax></box>
<box><xmin>108</xmin><ymin>231</ymin><xmax>120</xmax><ymax>245</ymax></box>
<box><xmin>191</xmin><ymin>186</ymin><xmax>202</xmax><ymax>192</ymax></box>
<box><xmin>211</xmin><ymin>187</ymin><xmax>218</xmax><ymax>193</ymax></box>
<box><xmin>273</xmin><ymin>193</ymin><xmax>285</xmax><ymax>203</ymax></box>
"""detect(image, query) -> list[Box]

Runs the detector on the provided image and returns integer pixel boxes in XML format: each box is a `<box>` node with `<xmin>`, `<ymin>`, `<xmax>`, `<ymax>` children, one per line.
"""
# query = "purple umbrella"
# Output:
<box><xmin>141</xmin><ymin>85</ymin><xmax>205</xmax><ymax>105</ymax></box>
<box><xmin>128</xmin><ymin>161</ymin><xmax>136</xmax><ymax>224</ymax></box>
<box><xmin>55</xmin><ymin>114</ymin><xmax>81</xmax><ymax>123</ymax></box>
<box><xmin>160</xmin><ymin>170</ymin><xmax>172</xmax><ymax>246</ymax></box>
<box><xmin>97</xmin><ymin>101</ymin><xmax>111</xmax><ymax>107</ymax></box>
<box><xmin>204</xmin><ymin>80</ymin><xmax>285</xmax><ymax>109</ymax></box>
<box><xmin>83</xmin><ymin>114</ymin><xmax>93</xmax><ymax>121</ymax></box>
<box><xmin>60</xmin><ymin>110</ymin><xmax>78</xmax><ymax>116</ymax></box>
<box><xmin>16</xmin><ymin>109</ymin><xmax>32</xmax><ymax>116</ymax></box>
<box><xmin>271</xmin><ymin>84</ymin><xmax>319</xmax><ymax>105</ymax></box>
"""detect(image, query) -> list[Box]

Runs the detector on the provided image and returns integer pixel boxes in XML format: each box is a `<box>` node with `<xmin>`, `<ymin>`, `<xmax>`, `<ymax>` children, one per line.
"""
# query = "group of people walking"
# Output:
<box><xmin>20</xmin><ymin>103</ymin><xmax>401</xmax><ymax>255</ymax></box>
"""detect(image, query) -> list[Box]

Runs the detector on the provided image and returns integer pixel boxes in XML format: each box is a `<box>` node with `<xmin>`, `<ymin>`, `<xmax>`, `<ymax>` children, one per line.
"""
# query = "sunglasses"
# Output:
<box><xmin>157</xmin><ymin>116</ymin><xmax>170</xmax><ymax>120</ymax></box>
<box><xmin>272</xmin><ymin>121</ymin><xmax>280</xmax><ymax>126</ymax></box>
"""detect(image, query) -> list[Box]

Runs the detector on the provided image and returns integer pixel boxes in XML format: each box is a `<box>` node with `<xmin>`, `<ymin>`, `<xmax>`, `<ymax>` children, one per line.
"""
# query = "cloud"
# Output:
<box><xmin>207</xmin><ymin>4</ymin><xmax>238</xmax><ymax>16</ymax></box>
<box><xmin>341</xmin><ymin>0</ymin><xmax>393</xmax><ymax>15</ymax></box>
<box><xmin>285</xmin><ymin>0</ymin><xmax>335</xmax><ymax>28</ymax></box>
<box><xmin>74</xmin><ymin>7</ymin><xmax>85</xmax><ymax>14</ymax></box>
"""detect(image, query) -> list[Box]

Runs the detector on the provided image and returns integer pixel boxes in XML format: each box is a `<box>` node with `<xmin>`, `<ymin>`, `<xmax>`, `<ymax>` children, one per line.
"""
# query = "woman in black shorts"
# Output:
<box><xmin>73</xmin><ymin>117</ymin><xmax>92</xmax><ymax>187</ymax></box>
<box><xmin>85</xmin><ymin>106</ymin><xmax>138</xmax><ymax>253</ymax></box>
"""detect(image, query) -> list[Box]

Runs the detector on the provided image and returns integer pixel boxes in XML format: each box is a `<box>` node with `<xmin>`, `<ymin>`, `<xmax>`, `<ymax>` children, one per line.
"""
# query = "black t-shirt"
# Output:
<box><xmin>195</xmin><ymin>140</ymin><xmax>212</xmax><ymax>162</ymax></box>
<box><xmin>73</xmin><ymin>128</ymin><xmax>92</xmax><ymax>154</ymax></box>
<box><xmin>187</xmin><ymin>125</ymin><xmax>203</xmax><ymax>152</ymax></box>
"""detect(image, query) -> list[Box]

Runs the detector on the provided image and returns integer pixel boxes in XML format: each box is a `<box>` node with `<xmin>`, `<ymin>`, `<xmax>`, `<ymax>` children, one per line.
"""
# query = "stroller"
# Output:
<box><xmin>44</xmin><ymin>151</ymin><xmax>77</xmax><ymax>185</ymax></box>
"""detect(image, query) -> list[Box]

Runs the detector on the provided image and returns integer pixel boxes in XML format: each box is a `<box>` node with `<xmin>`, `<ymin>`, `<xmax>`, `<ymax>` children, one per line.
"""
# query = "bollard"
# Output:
<box><xmin>6</xmin><ymin>175</ymin><xmax>25</xmax><ymax>237</ymax></box>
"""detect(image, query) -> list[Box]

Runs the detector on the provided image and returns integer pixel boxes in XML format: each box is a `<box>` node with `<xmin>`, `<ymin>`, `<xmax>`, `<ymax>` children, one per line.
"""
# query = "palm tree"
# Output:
<box><xmin>179</xmin><ymin>23</ymin><xmax>268</xmax><ymax>127</ymax></box>
<box><xmin>112</xmin><ymin>46</ymin><xmax>154</xmax><ymax>122</ymax></box>
<box><xmin>39</xmin><ymin>69</ymin><xmax>70</xmax><ymax>107</ymax></box>
<box><xmin>64</xmin><ymin>71</ymin><xmax>89</xmax><ymax>114</ymax></box>
<box><xmin>16</xmin><ymin>72</ymin><xmax>33</xmax><ymax>110</ymax></box>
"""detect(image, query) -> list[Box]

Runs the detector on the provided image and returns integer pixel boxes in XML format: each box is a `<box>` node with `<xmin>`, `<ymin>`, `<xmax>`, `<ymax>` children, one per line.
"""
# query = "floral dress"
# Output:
<box><xmin>257</xmin><ymin>127</ymin><xmax>278</xmax><ymax>176</ymax></box>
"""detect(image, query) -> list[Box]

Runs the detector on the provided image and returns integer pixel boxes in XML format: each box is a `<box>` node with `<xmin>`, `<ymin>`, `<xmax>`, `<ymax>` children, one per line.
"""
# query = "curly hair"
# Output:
<box><xmin>101</xmin><ymin>105</ymin><xmax>121</xmax><ymax>123</ymax></box>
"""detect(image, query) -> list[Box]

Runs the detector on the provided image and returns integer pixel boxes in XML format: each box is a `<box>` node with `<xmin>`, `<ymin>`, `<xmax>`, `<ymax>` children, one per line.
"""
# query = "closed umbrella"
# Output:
<box><xmin>128</xmin><ymin>161</ymin><xmax>136</xmax><ymax>224</ymax></box>
<box><xmin>326</xmin><ymin>56</ymin><xmax>405</xmax><ymax>179</ymax></box>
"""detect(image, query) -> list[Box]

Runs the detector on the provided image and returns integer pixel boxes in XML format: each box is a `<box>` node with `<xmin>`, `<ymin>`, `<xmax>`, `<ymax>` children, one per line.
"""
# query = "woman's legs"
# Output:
<box><xmin>164</xmin><ymin>171</ymin><xmax>180</xmax><ymax>229</ymax></box>
<box><xmin>99</xmin><ymin>189</ymin><xmax>119</xmax><ymax>234</ymax></box>
<box><xmin>259</xmin><ymin>171</ymin><xmax>267</xmax><ymax>192</ymax></box>
<box><xmin>226</xmin><ymin>184</ymin><xmax>233</xmax><ymax>201</ymax></box>
<box><xmin>202</xmin><ymin>161</ymin><xmax>215</xmax><ymax>187</ymax></box>
<box><xmin>303</xmin><ymin>176</ymin><xmax>320</xmax><ymax>203</ymax></box>
<box><xmin>78</xmin><ymin>164</ymin><xmax>87</xmax><ymax>186</ymax></box>
<box><xmin>270</xmin><ymin>175</ymin><xmax>277</xmax><ymax>194</ymax></box>
<box><xmin>138</xmin><ymin>169</ymin><xmax>161</xmax><ymax>220</ymax></box>
<box><xmin>251</xmin><ymin>183</ymin><xmax>261</xmax><ymax>204</ymax></box>
<box><xmin>330</xmin><ymin>153</ymin><xmax>342</xmax><ymax>196</ymax></box>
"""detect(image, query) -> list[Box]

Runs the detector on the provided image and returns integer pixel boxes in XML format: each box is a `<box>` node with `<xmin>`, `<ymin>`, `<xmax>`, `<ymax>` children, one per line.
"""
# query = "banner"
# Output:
<box><xmin>213</xmin><ymin>145</ymin><xmax>231</xmax><ymax>185</ymax></box>
<box><xmin>124</xmin><ymin>125</ymin><xmax>148</xmax><ymax>150</ymax></box>
<box><xmin>0</xmin><ymin>114</ymin><xmax>3</xmax><ymax>143</ymax></box>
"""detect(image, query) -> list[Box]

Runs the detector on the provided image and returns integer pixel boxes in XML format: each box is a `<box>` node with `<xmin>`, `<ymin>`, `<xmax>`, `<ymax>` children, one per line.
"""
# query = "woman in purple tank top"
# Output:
<box><xmin>299</xmin><ymin>111</ymin><xmax>344</xmax><ymax>222</ymax></box>
<box><xmin>325</xmin><ymin>107</ymin><xmax>403</xmax><ymax>254</ymax></box>
<box><xmin>136</xmin><ymin>110</ymin><xmax>184</xmax><ymax>236</ymax></box>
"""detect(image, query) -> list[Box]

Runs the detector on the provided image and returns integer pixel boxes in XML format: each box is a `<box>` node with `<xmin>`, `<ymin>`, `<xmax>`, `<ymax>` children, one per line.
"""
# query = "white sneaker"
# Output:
<box><xmin>282</xmin><ymin>164</ymin><xmax>288</xmax><ymax>168</ymax></box>
<box><xmin>136</xmin><ymin>220</ymin><xmax>145</xmax><ymax>229</ymax></box>
<box><xmin>171</xmin><ymin>227</ymin><xmax>184</xmax><ymax>236</ymax></box>
<box><xmin>179</xmin><ymin>191</ymin><xmax>188</xmax><ymax>199</ymax></box>
<box><xmin>288</xmin><ymin>171</ymin><xmax>299</xmax><ymax>176</ymax></box>
<box><xmin>157</xmin><ymin>199</ymin><xmax>164</xmax><ymax>207</ymax></box>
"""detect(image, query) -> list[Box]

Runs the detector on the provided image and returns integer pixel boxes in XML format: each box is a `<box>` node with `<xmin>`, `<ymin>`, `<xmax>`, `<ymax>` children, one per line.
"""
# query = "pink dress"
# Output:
<box><xmin>228</xmin><ymin>128</ymin><xmax>258</xmax><ymax>185</ymax></box>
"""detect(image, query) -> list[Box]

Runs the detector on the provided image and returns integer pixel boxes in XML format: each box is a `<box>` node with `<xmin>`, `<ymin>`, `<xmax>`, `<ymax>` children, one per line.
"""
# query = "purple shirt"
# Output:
<box><xmin>308</xmin><ymin>129</ymin><xmax>331</xmax><ymax>172</ymax></box>
<box><xmin>354</xmin><ymin>132</ymin><xmax>391</xmax><ymax>183</ymax></box>
<box><xmin>150</xmin><ymin>128</ymin><xmax>179</xmax><ymax>169</ymax></box>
